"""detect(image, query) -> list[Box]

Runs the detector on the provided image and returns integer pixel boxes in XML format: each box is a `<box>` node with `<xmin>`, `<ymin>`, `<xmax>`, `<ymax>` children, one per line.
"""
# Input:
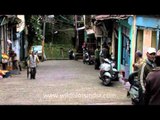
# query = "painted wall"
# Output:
<box><xmin>13</xmin><ymin>33</ymin><xmax>20</xmax><ymax>61</ymax></box>
<box><xmin>117</xmin><ymin>20</ymin><xmax>132</xmax><ymax>78</ymax></box>
<box><xmin>128</xmin><ymin>16</ymin><xmax>158</xmax><ymax>72</ymax></box>
<box><xmin>136</xmin><ymin>29</ymin><xmax>143</xmax><ymax>52</ymax></box>
<box><xmin>143</xmin><ymin>29</ymin><xmax>152</xmax><ymax>59</ymax></box>
<box><xmin>108</xmin><ymin>16</ymin><xmax>160</xmax><ymax>77</ymax></box>
<box><xmin>128</xmin><ymin>16</ymin><xmax>160</xmax><ymax>29</ymax></box>
<box><xmin>151</xmin><ymin>31</ymin><xmax>156</xmax><ymax>48</ymax></box>
<box><xmin>15</xmin><ymin>15</ymin><xmax>26</xmax><ymax>61</ymax></box>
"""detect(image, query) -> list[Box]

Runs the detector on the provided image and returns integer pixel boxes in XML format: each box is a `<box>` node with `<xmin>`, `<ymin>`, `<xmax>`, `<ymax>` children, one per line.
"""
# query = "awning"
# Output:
<box><xmin>86</xmin><ymin>29</ymin><xmax>95</xmax><ymax>35</ymax></box>
<box><xmin>94</xmin><ymin>15</ymin><xmax>131</xmax><ymax>20</ymax></box>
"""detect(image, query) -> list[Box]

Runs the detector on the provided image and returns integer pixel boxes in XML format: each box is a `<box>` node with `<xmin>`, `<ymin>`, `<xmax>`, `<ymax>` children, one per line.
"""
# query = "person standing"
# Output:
<box><xmin>137</xmin><ymin>47</ymin><xmax>156</xmax><ymax>105</ymax></box>
<box><xmin>133</xmin><ymin>50</ymin><xmax>144</xmax><ymax>71</ymax></box>
<box><xmin>12</xmin><ymin>53</ymin><xmax>21</xmax><ymax>74</ymax></box>
<box><xmin>144</xmin><ymin>50</ymin><xmax>160</xmax><ymax>105</ymax></box>
<box><xmin>28</xmin><ymin>51</ymin><xmax>39</xmax><ymax>79</ymax></box>
<box><xmin>128</xmin><ymin>50</ymin><xmax>144</xmax><ymax>85</ymax></box>
<box><xmin>94</xmin><ymin>45</ymin><xmax>100</xmax><ymax>70</ymax></box>
<box><xmin>99</xmin><ymin>44</ymin><xmax>110</xmax><ymax>63</ymax></box>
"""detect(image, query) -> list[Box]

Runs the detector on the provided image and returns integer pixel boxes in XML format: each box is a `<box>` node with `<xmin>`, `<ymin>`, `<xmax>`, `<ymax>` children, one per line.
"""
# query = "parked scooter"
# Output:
<box><xmin>83</xmin><ymin>50</ymin><xmax>94</xmax><ymax>65</ymax></box>
<box><xmin>99</xmin><ymin>57</ymin><xmax>119</xmax><ymax>86</ymax></box>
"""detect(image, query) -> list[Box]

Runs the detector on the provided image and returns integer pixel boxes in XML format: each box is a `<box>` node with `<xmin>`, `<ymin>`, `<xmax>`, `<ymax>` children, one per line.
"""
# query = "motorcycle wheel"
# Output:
<box><xmin>86</xmin><ymin>61</ymin><xmax>90</xmax><ymax>65</ymax></box>
<box><xmin>103</xmin><ymin>76</ymin><xmax>111</xmax><ymax>86</ymax></box>
<box><xmin>112</xmin><ymin>73</ymin><xmax>119</xmax><ymax>81</ymax></box>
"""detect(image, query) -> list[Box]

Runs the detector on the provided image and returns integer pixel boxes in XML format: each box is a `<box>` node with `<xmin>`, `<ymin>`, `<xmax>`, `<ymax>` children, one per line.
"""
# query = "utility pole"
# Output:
<box><xmin>75</xmin><ymin>15</ymin><xmax>79</xmax><ymax>51</ymax></box>
<box><xmin>42</xmin><ymin>15</ymin><xmax>46</xmax><ymax>62</ymax></box>
<box><xmin>41</xmin><ymin>15</ymin><xmax>55</xmax><ymax>61</ymax></box>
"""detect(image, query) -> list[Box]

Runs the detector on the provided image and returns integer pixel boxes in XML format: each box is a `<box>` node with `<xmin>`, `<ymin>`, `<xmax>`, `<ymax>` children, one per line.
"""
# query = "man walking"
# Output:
<box><xmin>28</xmin><ymin>51</ymin><xmax>39</xmax><ymax>79</ymax></box>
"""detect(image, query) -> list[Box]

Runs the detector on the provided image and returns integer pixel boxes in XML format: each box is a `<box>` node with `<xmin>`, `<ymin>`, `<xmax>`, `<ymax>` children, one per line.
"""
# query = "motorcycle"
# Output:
<box><xmin>83</xmin><ymin>50</ymin><xmax>94</xmax><ymax>65</ymax></box>
<box><xmin>99</xmin><ymin>58</ymin><xmax>119</xmax><ymax>86</ymax></box>
<box><xmin>127</xmin><ymin>71</ymin><xmax>140</xmax><ymax>105</ymax></box>
<box><xmin>68</xmin><ymin>49</ymin><xmax>74</xmax><ymax>60</ymax></box>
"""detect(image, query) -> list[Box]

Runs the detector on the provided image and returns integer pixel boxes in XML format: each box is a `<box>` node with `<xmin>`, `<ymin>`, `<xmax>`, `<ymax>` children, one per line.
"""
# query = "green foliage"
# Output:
<box><xmin>25</xmin><ymin>15</ymin><xmax>75</xmax><ymax>53</ymax></box>
<box><xmin>25</xmin><ymin>15</ymin><xmax>43</xmax><ymax>48</ymax></box>
<box><xmin>52</xmin><ymin>29</ymin><xmax>75</xmax><ymax>44</ymax></box>
<box><xmin>44</xmin><ymin>43</ymin><xmax>74</xmax><ymax>59</ymax></box>
<box><xmin>45</xmin><ymin>15</ymin><xmax>75</xmax><ymax>45</ymax></box>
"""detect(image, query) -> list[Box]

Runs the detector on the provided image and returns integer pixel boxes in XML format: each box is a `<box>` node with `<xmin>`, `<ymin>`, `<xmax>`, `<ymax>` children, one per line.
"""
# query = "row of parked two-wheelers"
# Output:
<box><xmin>82</xmin><ymin>49</ymin><xmax>119</xmax><ymax>86</ymax></box>
<box><xmin>69</xmin><ymin>49</ymin><xmax>119</xmax><ymax>86</ymax></box>
<box><xmin>83</xmin><ymin>51</ymin><xmax>119</xmax><ymax>86</ymax></box>
<box><xmin>82</xmin><ymin>49</ymin><xmax>140</xmax><ymax>104</ymax></box>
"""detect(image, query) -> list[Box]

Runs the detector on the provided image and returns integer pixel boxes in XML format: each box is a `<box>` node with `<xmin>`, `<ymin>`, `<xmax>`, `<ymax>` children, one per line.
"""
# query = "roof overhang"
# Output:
<box><xmin>94</xmin><ymin>15</ymin><xmax>131</xmax><ymax>21</ymax></box>
<box><xmin>4</xmin><ymin>15</ymin><xmax>16</xmax><ymax>18</ymax></box>
<box><xmin>0</xmin><ymin>15</ymin><xmax>17</xmax><ymax>26</ymax></box>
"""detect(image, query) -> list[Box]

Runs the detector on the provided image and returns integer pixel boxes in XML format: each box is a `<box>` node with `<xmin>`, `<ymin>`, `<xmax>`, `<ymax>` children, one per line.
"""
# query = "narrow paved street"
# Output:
<box><xmin>0</xmin><ymin>60</ymin><xmax>131</xmax><ymax>105</ymax></box>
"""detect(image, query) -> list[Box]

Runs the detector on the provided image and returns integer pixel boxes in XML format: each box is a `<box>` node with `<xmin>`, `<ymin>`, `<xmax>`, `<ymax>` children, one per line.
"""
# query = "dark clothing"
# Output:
<box><xmin>138</xmin><ymin>59</ymin><xmax>156</xmax><ymax>92</ymax></box>
<box><xmin>144</xmin><ymin>67</ymin><xmax>160</xmax><ymax>105</ymax></box>
<box><xmin>2</xmin><ymin>63</ymin><xmax>7</xmax><ymax>70</ymax></box>
<box><xmin>100</xmin><ymin>47</ymin><xmax>110</xmax><ymax>64</ymax></box>
<box><xmin>30</xmin><ymin>67</ymin><xmax>36</xmax><ymax>79</ymax></box>
<box><xmin>101</xmin><ymin>47</ymin><xmax>110</xmax><ymax>59</ymax></box>
<box><xmin>95</xmin><ymin>48</ymin><xmax>100</xmax><ymax>59</ymax></box>
<box><xmin>95</xmin><ymin>48</ymin><xmax>100</xmax><ymax>69</ymax></box>
<box><xmin>128</xmin><ymin>71</ymin><xmax>138</xmax><ymax>85</ymax></box>
<box><xmin>95</xmin><ymin>58</ymin><xmax>100</xmax><ymax>69</ymax></box>
<box><xmin>3</xmin><ymin>71</ymin><xmax>11</xmax><ymax>78</ymax></box>
<box><xmin>137</xmin><ymin>59</ymin><xmax>156</xmax><ymax>105</ymax></box>
<box><xmin>13</xmin><ymin>60</ymin><xmax>18</xmax><ymax>70</ymax></box>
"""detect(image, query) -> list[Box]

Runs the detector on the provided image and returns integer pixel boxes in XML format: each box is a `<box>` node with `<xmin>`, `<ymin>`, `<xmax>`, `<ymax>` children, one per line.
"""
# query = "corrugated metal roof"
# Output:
<box><xmin>94</xmin><ymin>15</ymin><xmax>131</xmax><ymax>20</ymax></box>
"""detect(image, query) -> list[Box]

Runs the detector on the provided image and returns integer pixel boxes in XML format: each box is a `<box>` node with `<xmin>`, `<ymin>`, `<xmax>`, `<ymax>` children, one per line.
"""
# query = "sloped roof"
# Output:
<box><xmin>94</xmin><ymin>15</ymin><xmax>131</xmax><ymax>20</ymax></box>
<box><xmin>4</xmin><ymin>15</ymin><xmax>16</xmax><ymax>18</ymax></box>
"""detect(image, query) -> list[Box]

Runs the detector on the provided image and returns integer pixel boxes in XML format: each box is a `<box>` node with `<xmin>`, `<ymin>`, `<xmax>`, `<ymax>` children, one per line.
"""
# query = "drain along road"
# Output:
<box><xmin>0</xmin><ymin>60</ymin><xmax>131</xmax><ymax>105</ymax></box>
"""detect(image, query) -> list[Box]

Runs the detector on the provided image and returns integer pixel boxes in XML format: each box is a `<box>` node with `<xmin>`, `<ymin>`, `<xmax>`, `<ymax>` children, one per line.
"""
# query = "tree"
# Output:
<box><xmin>25</xmin><ymin>15</ymin><xmax>43</xmax><ymax>51</ymax></box>
<box><xmin>48</xmin><ymin>15</ymin><xmax>75</xmax><ymax>44</ymax></box>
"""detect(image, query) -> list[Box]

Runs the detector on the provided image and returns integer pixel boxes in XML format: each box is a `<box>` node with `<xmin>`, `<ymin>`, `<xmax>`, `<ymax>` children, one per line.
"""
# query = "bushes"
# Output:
<box><xmin>44</xmin><ymin>44</ymin><xmax>74</xmax><ymax>59</ymax></box>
